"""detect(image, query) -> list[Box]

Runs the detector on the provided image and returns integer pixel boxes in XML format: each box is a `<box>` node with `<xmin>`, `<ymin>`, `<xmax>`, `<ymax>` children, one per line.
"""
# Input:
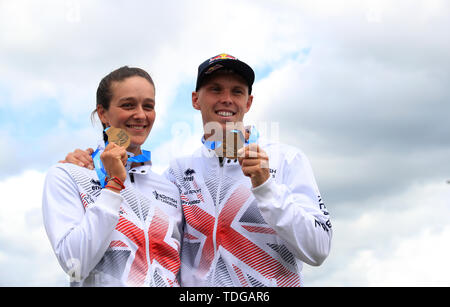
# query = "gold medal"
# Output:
<box><xmin>106</xmin><ymin>127</ymin><xmax>131</xmax><ymax>148</ymax></box>
<box><xmin>215</xmin><ymin>130</ymin><xmax>245</xmax><ymax>159</ymax></box>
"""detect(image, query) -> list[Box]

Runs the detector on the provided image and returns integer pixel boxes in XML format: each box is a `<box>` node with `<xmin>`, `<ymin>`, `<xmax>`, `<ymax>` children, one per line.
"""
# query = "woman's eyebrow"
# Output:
<box><xmin>118</xmin><ymin>96</ymin><xmax>136</xmax><ymax>102</ymax></box>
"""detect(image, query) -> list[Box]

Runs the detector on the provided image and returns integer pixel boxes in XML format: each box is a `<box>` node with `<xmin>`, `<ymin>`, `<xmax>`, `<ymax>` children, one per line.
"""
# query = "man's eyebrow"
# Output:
<box><xmin>204</xmin><ymin>82</ymin><xmax>221</xmax><ymax>87</ymax></box>
<box><xmin>143</xmin><ymin>98</ymin><xmax>155</xmax><ymax>103</ymax></box>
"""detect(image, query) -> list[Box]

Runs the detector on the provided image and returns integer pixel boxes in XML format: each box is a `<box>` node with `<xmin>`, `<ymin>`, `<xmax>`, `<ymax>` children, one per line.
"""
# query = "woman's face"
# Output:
<box><xmin>97</xmin><ymin>76</ymin><xmax>155</xmax><ymax>154</ymax></box>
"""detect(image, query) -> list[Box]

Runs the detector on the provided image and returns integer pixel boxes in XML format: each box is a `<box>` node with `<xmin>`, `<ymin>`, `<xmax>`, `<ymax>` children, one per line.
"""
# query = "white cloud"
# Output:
<box><xmin>1</xmin><ymin>0</ymin><xmax>450</xmax><ymax>287</ymax></box>
<box><xmin>0</xmin><ymin>170</ymin><xmax>66</xmax><ymax>286</ymax></box>
<box><xmin>304</xmin><ymin>180</ymin><xmax>450</xmax><ymax>286</ymax></box>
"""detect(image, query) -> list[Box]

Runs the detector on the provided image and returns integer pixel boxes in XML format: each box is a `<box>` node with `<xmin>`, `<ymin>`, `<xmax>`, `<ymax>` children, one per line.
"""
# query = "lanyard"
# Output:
<box><xmin>92</xmin><ymin>128</ymin><xmax>151</xmax><ymax>188</ymax></box>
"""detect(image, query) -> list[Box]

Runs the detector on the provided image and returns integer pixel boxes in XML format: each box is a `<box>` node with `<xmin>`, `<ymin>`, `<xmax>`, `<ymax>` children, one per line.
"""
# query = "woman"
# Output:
<box><xmin>42</xmin><ymin>66</ymin><xmax>182</xmax><ymax>287</ymax></box>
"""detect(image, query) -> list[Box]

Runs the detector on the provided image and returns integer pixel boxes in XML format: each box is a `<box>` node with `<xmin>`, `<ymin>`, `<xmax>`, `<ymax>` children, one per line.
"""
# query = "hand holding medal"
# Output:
<box><xmin>236</xmin><ymin>127</ymin><xmax>270</xmax><ymax>188</ymax></box>
<box><xmin>99</xmin><ymin>127</ymin><xmax>130</xmax><ymax>192</ymax></box>
<box><xmin>214</xmin><ymin>129</ymin><xmax>245</xmax><ymax>159</ymax></box>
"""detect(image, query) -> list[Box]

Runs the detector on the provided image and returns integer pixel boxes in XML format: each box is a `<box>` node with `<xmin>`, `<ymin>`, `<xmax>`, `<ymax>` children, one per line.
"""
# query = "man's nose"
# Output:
<box><xmin>220</xmin><ymin>90</ymin><xmax>233</xmax><ymax>104</ymax></box>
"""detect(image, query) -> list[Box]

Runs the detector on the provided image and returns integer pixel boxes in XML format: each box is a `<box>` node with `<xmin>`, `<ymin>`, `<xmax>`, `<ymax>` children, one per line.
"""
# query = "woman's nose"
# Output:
<box><xmin>133</xmin><ymin>104</ymin><xmax>146</xmax><ymax>119</ymax></box>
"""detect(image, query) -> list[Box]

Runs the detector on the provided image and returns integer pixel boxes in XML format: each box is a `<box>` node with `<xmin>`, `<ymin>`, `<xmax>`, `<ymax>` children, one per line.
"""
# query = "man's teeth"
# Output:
<box><xmin>128</xmin><ymin>125</ymin><xmax>145</xmax><ymax>129</ymax></box>
<box><xmin>217</xmin><ymin>111</ymin><xmax>234</xmax><ymax>117</ymax></box>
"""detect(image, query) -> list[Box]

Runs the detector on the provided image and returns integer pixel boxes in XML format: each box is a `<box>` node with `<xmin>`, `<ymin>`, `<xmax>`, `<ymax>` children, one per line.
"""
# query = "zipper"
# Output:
<box><xmin>211</xmin><ymin>157</ymin><xmax>224</xmax><ymax>285</ymax></box>
<box><xmin>136</xmin><ymin>177</ymin><xmax>153</xmax><ymax>286</ymax></box>
<box><xmin>129</xmin><ymin>169</ymin><xmax>153</xmax><ymax>285</ymax></box>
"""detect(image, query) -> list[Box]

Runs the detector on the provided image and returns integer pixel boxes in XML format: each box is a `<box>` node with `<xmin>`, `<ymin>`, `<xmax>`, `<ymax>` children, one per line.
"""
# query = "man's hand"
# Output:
<box><xmin>238</xmin><ymin>144</ymin><xmax>270</xmax><ymax>188</ymax></box>
<box><xmin>59</xmin><ymin>148</ymin><xmax>94</xmax><ymax>169</ymax></box>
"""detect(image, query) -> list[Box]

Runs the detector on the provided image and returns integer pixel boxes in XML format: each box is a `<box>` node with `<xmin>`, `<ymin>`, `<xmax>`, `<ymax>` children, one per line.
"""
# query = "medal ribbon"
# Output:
<box><xmin>201</xmin><ymin>125</ymin><xmax>260</xmax><ymax>150</ymax></box>
<box><xmin>92</xmin><ymin>128</ymin><xmax>151</xmax><ymax>188</ymax></box>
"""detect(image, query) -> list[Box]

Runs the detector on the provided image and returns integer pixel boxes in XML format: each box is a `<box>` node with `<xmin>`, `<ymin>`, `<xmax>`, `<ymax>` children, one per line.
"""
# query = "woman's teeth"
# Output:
<box><xmin>127</xmin><ymin>125</ymin><xmax>146</xmax><ymax>130</ymax></box>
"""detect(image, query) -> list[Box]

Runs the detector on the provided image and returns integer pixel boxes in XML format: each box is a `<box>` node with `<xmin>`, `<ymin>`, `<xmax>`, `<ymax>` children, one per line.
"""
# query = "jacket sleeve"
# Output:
<box><xmin>251</xmin><ymin>150</ymin><xmax>332</xmax><ymax>266</ymax></box>
<box><xmin>42</xmin><ymin>165</ymin><xmax>123</xmax><ymax>280</ymax></box>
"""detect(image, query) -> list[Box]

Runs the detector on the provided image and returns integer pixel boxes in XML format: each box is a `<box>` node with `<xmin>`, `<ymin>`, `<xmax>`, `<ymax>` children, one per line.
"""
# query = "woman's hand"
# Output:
<box><xmin>100</xmin><ymin>143</ymin><xmax>128</xmax><ymax>185</ymax></box>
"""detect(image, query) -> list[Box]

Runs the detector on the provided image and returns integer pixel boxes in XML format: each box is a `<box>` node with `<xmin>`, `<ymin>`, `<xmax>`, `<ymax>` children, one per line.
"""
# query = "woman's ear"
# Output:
<box><xmin>96</xmin><ymin>105</ymin><xmax>109</xmax><ymax>127</ymax></box>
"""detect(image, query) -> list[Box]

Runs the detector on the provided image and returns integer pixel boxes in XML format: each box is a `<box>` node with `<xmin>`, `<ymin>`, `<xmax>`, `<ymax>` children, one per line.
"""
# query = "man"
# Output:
<box><xmin>63</xmin><ymin>53</ymin><xmax>332</xmax><ymax>286</ymax></box>
<box><xmin>165</xmin><ymin>54</ymin><xmax>331</xmax><ymax>287</ymax></box>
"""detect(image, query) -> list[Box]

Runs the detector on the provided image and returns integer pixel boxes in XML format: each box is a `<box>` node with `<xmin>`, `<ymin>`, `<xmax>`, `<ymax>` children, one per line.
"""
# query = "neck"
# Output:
<box><xmin>126</xmin><ymin>144</ymin><xmax>142</xmax><ymax>156</ymax></box>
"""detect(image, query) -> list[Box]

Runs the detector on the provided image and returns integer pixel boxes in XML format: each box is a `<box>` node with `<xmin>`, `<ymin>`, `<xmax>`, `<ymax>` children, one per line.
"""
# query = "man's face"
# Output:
<box><xmin>192</xmin><ymin>71</ymin><xmax>253</xmax><ymax>138</ymax></box>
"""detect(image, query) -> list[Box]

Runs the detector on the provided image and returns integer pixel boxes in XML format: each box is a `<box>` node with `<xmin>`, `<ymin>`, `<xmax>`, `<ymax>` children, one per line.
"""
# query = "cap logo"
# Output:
<box><xmin>209</xmin><ymin>53</ymin><xmax>236</xmax><ymax>63</ymax></box>
<box><xmin>205</xmin><ymin>64</ymin><xmax>224</xmax><ymax>75</ymax></box>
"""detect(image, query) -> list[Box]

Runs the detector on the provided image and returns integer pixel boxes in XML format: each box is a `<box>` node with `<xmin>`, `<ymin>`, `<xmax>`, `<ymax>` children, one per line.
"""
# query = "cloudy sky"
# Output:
<box><xmin>1</xmin><ymin>0</ymin><xmax>449</xmax><ymax>286</ymax></box>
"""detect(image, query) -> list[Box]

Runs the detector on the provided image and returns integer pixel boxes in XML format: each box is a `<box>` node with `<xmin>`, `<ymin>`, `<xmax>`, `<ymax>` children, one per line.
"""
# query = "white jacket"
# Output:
<box><xmin>165</xmin><ymin>138</ymin><xmax>332</xmax><ymax>287</ymax></box>
<box><xmin>42</xmin><ymin>156</ymin><xmax>183</xmax><ymax>287</ymax></box>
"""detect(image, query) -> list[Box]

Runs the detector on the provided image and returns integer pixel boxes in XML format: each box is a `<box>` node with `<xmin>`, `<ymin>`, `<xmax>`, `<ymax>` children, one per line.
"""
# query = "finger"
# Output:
<box><xmin>238</xmin><ymin>146</ymin><xmax>254</xmax><ymax>159</ymax></box>
<box><xmin>240</xmin><ymin>144</ymin><xmax>262</xmax><ymax>158</ymax></box>
<box><xmin>107</xmin><ymin>145</ymin><xmax>128</xmax><ymax>166</ymax></box>
<box><xmin>240</xmin><ymin>158</ymin><xmax>260</xmax><ymax>167</ymax></box>
<box><xmin>121</xmin><ymin>151</ymin><xmax>128</xmax><ymax>166</ymax></box>
<box><xmin>74</xmin><ymin>152</ymin><xmax>93</xmax><ymax>167</ymax></box>
<box><xmin>86</xmin><ymin>147</ymin><xmax>94</xmax><ymax>155</ymax></box>
<box><xmin>103</xmin><ymin>143</ymin><xmax>117</xmax><ymax>152</ymax></box>
<box><xmin>247</xmin><ymin>143</ymin><xmax>260</xmax><ymax>152</ymax></box>
<box><xmin>241</xmin><ymin>151</ymin><xmax>268</xmax><ymax>162</ymax></box>
<box><xmin>241</xmin><ymin>155</ymin><xmax>269</xmax><ymax>169</ymax></box>
<box><xmin>64</xmin><ymin>153</ymin><xmax>86</xmax><ymax>166</ymax></box>
<box><xmin>241</xmin><ymin>164</ymin><xmax>262</xmax><ymax>178</ymax></box>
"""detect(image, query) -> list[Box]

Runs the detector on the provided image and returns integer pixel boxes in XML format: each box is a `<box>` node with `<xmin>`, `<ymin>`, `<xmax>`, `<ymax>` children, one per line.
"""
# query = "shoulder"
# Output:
<box><xmin>168</xmin><ymin>146</ymin><xmax>205</xmax><ymax>171</ymax></box>
<box><xmin>259</xmin><ymin>138</ymin><xmax>308</xmax><ymax>165</ymax></box>
<box><xmin>145</xmin><ymin>169</ymin><xmax>179</xmax><ymax>194</ymax></box>
<box><xmin>45</xmin><ymin>163</ymin><xmax>99</xmax><ymax>190</ymax></box>
<box><xmin>46</xmin><ymin>163</ymin><xmax>84</xmax><ymax>180</ymax></box>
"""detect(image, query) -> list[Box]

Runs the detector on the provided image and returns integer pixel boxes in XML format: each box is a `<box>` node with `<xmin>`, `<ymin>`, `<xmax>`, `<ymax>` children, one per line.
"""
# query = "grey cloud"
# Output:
<box><xmin>252</xmin><ymin>4</ymin><xmax>450</xmax><ymax>209</ymax></box>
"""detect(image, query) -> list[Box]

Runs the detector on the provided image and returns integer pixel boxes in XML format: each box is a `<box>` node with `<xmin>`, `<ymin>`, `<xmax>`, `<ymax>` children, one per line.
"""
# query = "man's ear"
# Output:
<box><xmin>96</xmin><ymin>105</ymin><xmax>109</xmax><ymax>127</ymax></box>
<box><xmin>192</xmin><ymin>91</ymin><xmax>201</xmax><ymax>110</ymax></box>
<box><xmin>245</xmin><ymin>95</ymin><xmax>253</xmax><ymax>113</ymax></box>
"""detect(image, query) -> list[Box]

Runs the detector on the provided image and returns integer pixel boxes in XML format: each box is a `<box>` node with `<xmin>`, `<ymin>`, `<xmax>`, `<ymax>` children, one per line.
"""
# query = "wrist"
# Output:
<box><xmin>105</xmin><ymin>176</ymin><xmax>125</xmax><ymax>193</ymax></box>
<box><xmin>250</xmin><ymin>172</ymin><xmax>270</xmax><ymax>188</ymax></box>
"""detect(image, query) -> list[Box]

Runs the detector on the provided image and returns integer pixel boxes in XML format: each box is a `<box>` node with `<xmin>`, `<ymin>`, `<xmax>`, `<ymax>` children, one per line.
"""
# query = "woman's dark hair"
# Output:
<box><xmin>92</xmin><ymin>66</ymin><xmax>155</xmax><ymax>128</ymax></box>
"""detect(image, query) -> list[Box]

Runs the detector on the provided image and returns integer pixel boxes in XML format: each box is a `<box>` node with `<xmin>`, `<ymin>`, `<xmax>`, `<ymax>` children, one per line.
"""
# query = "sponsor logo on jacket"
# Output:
<box><xmin>184</xmin><ymin>168</ymin><xmax>196</xmax><ymax>181</ymax></box>
<box><xmin>91</xmin><ymin>179</ymin><xmax>102</xmax><ymax>191</ymax></box>
<box><xmin>153</xmin><ymin>190</ymin><xmax>178</xmax><ymax>208</ymax></box>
